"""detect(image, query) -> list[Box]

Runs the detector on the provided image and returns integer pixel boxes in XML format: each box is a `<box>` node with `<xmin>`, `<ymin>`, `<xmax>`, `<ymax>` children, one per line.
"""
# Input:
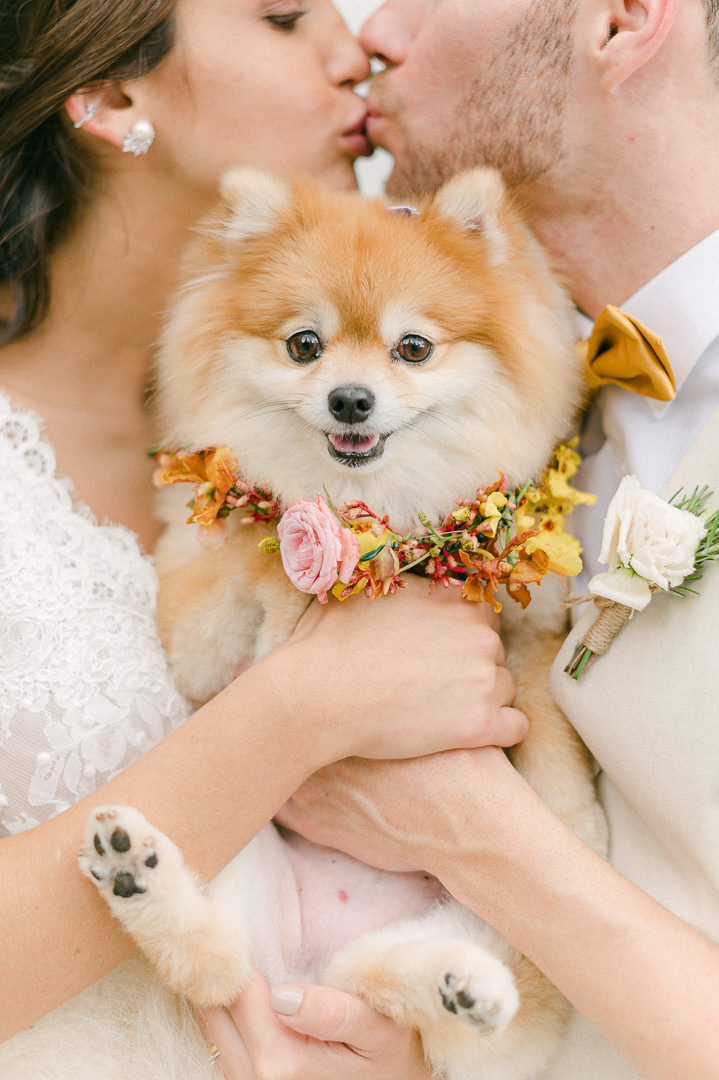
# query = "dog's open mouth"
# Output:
<box><xmin>326</xmin><ymin>432</ymin><xmax>386</xmax><ymax>467</ymax></box>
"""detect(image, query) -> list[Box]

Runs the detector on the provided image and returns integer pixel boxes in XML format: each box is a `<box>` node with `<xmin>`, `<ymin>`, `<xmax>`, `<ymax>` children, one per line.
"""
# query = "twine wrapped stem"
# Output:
<box><xmin>565</xmin><ymin>587</ymin><xmax>658</xmax><ymax>679</ymax></box>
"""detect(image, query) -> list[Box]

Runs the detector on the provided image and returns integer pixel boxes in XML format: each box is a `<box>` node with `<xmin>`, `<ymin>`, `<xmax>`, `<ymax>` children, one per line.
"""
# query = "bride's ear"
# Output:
<box><xmin>64</xmin><ymin>87</ymin><xmax>153</xmax><ymax>153</ymax></box>
<box><xmin>594</xmin><ymin>0</ymin><xmax>681</xmax><ymax>91</ymax></box>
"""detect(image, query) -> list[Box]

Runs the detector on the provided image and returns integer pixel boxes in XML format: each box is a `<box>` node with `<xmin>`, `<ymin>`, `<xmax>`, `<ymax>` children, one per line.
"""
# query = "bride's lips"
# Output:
<box><xmin>342</xmin><ymin>113</ymin><xmax>373</xmax><ymax>157</ymax></box>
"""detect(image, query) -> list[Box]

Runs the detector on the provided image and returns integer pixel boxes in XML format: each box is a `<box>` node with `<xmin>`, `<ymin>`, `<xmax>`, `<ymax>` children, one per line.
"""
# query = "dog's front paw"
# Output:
<box><xmin>79</xmin><ymin>806</ymin><xmax>252</xmax><ymax>1005</ymax></box>
<box><xmin>79</xmin><ymin>805</ymin><xmax>180</xmax><ymax>912</ymax></box>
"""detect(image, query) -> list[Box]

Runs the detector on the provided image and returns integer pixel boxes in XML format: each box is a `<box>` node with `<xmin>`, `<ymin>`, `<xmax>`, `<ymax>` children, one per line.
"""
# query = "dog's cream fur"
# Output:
<box><xmin>0</xmin><ymin>168</ymin><xmax>607</xmax><ymax>1080</ymax></box>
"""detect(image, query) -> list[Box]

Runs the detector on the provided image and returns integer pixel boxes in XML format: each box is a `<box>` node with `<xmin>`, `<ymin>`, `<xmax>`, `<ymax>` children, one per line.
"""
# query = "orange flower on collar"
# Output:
<box><xmin>154</xmin><ymin>446</ymin><xmax>240</xmax><ymax>527</ymax></box>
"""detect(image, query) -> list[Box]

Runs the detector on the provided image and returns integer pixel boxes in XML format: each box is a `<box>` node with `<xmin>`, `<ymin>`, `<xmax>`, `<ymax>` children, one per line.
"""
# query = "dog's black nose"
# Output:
<box><xmin>328</xmin><ymin>385</ymin><xmax>375</xmax><ymax>424</ymax></box>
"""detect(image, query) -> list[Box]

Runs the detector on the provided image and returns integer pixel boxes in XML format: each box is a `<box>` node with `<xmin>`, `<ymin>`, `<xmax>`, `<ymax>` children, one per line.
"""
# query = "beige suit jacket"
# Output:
<box><xmin>543</xmin><ymin>405</ymin><xmax>719</xmax><ymax>1078</ymax></box>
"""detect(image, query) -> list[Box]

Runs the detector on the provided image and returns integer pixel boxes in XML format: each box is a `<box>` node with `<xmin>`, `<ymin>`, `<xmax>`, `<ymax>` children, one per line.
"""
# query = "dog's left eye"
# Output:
<box><xmin>393</xmin><ymin>334</ymin><xmax>433</xmax><ymax>364</ymax></box>
<box><xmin>286</xmin><ymin>331</ymin><xmax>323</xmax><ymax>364</ymax></box>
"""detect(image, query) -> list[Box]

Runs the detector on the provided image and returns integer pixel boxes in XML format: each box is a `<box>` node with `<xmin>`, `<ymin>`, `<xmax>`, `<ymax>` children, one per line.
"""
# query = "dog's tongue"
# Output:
<box><xmin>330</xmin><ymin>433</ymin><xmax>378</xmax><ymax>454</ymax></box>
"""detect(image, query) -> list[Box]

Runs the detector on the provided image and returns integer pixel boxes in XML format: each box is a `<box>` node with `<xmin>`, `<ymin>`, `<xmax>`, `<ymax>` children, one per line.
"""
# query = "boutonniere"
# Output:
<box><xmin>152</xmin><ymin>442</ymin><xmax>595</xmax><ymax>612</ymax></box>
<box><xmin>565</xmin><ymin>476</ymin><xmax>719</xmax><ymax>679</ymax></box>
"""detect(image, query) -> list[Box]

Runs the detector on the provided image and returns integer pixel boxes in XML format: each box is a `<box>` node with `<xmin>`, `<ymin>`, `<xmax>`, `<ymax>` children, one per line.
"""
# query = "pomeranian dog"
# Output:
<box><xmin>0</xmin><ymin>167</ymin><xmax>606</xmax><ymax>1080</ymax></box>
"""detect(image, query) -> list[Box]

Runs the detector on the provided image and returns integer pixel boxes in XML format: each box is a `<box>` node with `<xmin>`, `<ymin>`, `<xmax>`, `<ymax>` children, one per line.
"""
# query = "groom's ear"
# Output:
<box><xmin>594</xmin><ymin>0</ymin><xmax>681</xmax><ymax>91</ymax></box>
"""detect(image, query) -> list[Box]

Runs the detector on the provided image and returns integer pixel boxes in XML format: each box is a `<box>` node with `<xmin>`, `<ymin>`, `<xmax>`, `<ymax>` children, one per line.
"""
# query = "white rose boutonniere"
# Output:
<box><xmin>589</xmin><ymin>476</ymin><xmax>707</xmax><ymax>609</ymax></box>
<box><xmin>565</xmin><ymin>478</ymin><xmax>719</xmax><ymax>679</ymax></box>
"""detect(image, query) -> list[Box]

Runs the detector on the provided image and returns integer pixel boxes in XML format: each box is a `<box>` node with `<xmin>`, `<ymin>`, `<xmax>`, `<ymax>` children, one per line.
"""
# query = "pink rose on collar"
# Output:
<box><xmin>277</xmin><ymin>495</ymin><xmax>361</xmax><ymax>603</ymax></box>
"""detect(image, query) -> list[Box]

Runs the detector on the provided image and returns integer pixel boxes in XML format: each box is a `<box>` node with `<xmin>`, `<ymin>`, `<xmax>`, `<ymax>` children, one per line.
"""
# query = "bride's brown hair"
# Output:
<box><xmin>0</xmin><ymin>0</ymin><xmax>176</xmax><ymax>343</ymax></box>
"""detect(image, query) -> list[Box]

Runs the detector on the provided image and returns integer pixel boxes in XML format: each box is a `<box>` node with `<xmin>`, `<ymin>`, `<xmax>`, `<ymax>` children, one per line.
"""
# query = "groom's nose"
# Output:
<box><xmin>359</xmin><ymin>0</ymin><xmax>424</xmax><ymax>69</ymax></box>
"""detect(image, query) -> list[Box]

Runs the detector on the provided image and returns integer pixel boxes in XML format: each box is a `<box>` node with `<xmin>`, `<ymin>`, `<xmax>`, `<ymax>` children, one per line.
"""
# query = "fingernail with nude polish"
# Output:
<box><xmin>270</xmin><ymin>985</ymin><xmax>305</xmax><ymax>1016</ymax></box>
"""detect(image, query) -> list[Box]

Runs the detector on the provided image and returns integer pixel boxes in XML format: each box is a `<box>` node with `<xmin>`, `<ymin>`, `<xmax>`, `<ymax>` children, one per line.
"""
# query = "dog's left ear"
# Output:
<box><xmin>431</xmin><ymin>167</ymin><xmax>512</xmax><ymax>264</ymax></box>
<box><xmin>214</xmin><ymin>166</ymin><xmax>291</xmax><ymax>245</ymax></box>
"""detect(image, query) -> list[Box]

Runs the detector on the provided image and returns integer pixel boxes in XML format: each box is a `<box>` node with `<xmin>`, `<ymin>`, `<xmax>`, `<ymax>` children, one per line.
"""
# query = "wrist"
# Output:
<box><xmin>245</xmin><ymin>639</ymin><xmax>343</xmax><ymax>773</ymax></box>
<box><xmin>428</xmin><ymin>750</ymin><xmax>539</xmax><ymax>903</ymax></box>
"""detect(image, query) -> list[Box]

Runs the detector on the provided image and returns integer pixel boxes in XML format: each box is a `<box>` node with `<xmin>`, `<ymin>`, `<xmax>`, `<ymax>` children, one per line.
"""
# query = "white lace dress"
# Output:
<box><xmin>0</xmin><ymin>390</ymin><xmax>190</xmax><ymax>835</ymax></box>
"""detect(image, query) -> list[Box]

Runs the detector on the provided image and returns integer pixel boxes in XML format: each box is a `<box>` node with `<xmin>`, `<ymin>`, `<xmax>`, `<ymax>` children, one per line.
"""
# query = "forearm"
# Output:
<box><xmin>0</xmin><ymin>652</ymin><xmax>327</xmax><ymax>1041</ymax></box>
<box><xmin>435</xmin><ymin>755</ymin><xmax>719</xmax><ymax>1080</ymax></box>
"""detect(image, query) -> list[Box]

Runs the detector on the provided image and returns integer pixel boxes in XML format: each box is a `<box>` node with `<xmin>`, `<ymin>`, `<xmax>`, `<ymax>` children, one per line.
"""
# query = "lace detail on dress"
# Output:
<box><xmin>0</xmin><ymin>391</ymin><xmax>190</xmax><ymax>835</ymax></box>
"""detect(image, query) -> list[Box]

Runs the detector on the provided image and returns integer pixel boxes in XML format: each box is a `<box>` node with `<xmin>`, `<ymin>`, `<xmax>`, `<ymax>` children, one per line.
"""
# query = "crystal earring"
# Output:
<box><xmin>73</xmin><ymin>102</ymin><xmax>99</xmax><ymax>129</ymax></box>
<box><xmin>121</xmin><ymin>120</ymin><xmax>156</xmax><ymax>156</ymax></box>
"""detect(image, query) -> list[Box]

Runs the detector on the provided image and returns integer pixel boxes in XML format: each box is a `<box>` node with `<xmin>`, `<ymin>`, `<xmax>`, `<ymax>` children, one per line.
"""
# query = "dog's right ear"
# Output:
<box><xmin>213</xmin><ymin>167</ymin><xmax>291</xmax><ymax>244</ymax></box>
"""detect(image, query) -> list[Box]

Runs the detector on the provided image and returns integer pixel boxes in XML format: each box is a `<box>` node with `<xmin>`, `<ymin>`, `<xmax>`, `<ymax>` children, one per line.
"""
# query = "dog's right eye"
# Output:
<box><xmin>286</xmin><ymin>331</ymin><xmax>323</xmax><ymax>364</ymax></box>
<box><xmin>394</xmin><ymin>334</ymin><xmax>434</xmax><ymax>365</ymax></box>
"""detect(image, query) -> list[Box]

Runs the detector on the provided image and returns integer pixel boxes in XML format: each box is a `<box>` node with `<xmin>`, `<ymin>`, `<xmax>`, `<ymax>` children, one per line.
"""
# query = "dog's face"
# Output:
<box><xmin>156</xmin><ymin>167</ymin><xmax>582</xmax><ymax>531</ymax></box>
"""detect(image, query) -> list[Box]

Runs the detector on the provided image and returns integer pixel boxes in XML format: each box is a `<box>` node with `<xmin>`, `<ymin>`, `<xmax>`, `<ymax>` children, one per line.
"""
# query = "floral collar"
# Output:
<box><xmin>152</xmin><ymin>442</ymin><xmax>595</xmax><ymax>612</ymax></box>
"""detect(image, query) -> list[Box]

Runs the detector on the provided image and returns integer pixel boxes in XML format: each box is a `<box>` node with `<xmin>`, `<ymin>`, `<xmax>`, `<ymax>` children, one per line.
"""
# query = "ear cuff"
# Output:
<box><xmin>72</xmin><ymin>102</ymin><xmax>99</xmax><ymax>129</ymax></box>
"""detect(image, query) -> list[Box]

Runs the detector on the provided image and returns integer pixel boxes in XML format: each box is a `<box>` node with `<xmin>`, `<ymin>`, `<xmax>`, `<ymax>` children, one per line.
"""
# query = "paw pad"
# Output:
<box><xmin>80</xmin><ymin>807</ymin><xmax>160</xmax><ymax>903</ymax></box>
<box><xmin>110</xmin><ymin>827</ymin><xmax>131</xmax><ymax>853</ymax></box>
<box><xmin>113</xmin><ymin>870</ymin><xmax>145</xmax><ymax>898</ymax></box>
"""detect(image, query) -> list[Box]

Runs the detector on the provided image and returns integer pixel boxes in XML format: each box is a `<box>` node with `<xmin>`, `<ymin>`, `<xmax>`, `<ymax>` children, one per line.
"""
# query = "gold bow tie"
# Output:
<box><xmin>581</xmin><ymin>305</ymin><xmax>676</xmax><ymax>401</ymax></box>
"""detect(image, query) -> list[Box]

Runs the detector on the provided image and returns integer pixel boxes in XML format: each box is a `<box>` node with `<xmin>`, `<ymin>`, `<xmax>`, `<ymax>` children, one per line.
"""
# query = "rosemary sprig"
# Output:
<box><xmin>669</xmin><ymin>485</ymin><xmax>719</xmax><ymax>595</ymax></box>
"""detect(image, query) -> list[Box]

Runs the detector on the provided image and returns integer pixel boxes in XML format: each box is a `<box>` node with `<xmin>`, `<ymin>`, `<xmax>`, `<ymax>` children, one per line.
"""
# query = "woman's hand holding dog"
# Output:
<box><xmin>196</xmin><ymin>969</ymin><xmax>432</xmax><ymax>1080</ymax></box>
<box><xmin>264</xmin><ymin>575</ymin><xmax>529</xmax><ymax>765</ymax></box>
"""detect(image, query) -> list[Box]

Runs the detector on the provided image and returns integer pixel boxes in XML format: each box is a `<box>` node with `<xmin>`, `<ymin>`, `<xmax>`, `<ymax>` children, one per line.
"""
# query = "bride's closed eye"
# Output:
<box><xmin>264</xmin><ymin>8</ymin><xmax>307</xmax><ymax>31</ymax></box>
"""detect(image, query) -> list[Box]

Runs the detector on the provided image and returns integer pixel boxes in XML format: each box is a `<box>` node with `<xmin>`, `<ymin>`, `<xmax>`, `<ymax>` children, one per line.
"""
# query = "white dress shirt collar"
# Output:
<box><xmin>622</xmin><ymin>227</ymin><xmax>719</xmax><ymax>406</ymax></box>
<box><xmin>576</xmin><ymin>227</ymin><xmax>719</xmax><ymax>416</ymax></box>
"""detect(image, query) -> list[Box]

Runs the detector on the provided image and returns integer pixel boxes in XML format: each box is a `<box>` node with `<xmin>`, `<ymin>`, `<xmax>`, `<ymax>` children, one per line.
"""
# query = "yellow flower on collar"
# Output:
<box><xmin>478</xmin><ymin>491</ymin><xmax>508</xmax><ymax>536</ymax></box>
<box><xmin>523</xmin><ymin>525</ymin><xmax>584</xmax><ymax>578</ymax></box>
